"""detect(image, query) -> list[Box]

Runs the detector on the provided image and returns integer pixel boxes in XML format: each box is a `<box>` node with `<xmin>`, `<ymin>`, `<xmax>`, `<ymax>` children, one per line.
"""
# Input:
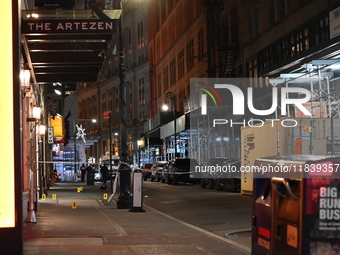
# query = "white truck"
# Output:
<box><xmin>240</xmin><ymin>118</ymin><xmax>340</xmax><ymax>195</ymax></box>
<box><xmin>98</xmin><ymin>152</ymin><xmax>121</xmax><ymax>179</ymax></box>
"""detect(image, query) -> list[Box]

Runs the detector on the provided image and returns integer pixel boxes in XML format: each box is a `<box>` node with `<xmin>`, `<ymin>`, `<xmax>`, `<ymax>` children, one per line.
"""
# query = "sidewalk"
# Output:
<box><xmin>23</xmin><ymin>182</ymin><xmax>251</xmax><ymax>255</ymax></box>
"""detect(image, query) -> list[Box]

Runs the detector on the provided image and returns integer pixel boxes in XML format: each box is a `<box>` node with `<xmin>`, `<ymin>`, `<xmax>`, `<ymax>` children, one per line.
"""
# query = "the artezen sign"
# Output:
<box><xmin>22</xmin><ymin>20</ymin><xmax>117</xmax><ymax>34</ymax></box>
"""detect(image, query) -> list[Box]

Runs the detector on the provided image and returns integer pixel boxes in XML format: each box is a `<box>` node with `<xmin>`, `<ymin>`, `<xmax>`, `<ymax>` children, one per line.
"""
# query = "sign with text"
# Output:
<box><xmin>103</xmin><ymin>111</ymin><xmax>111</xmax><ymax>119</ymax></box>
<box><xmin>48</xmin><ymin>127</ymin><xmax>54</xmax><ymax>144</ymax></box>
<box><xmin>22</xmin><ymin>20</ymin><xmax>117</xmax><ymax>34</ymax></box>
<box><xmin>35</xmin><ymin>0</ymin><xmax>75</xmax><ymax>8</ymax></box>
<box><xmin>330</xmin><ymin>6</ymin><xmax>340</xmax><ymax>39</ymax></box>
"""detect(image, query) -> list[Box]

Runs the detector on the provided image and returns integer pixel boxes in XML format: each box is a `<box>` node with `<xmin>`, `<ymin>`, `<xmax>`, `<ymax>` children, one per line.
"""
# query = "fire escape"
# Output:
<box><xmin>204</xmin><ymin>0</ymin><xmax>237</xmax><ymax>77</ymax></box>
<box><xmin>190</xmin><ymin>1</ymin><xmax>239</xmax><ymax>164</ymax></box>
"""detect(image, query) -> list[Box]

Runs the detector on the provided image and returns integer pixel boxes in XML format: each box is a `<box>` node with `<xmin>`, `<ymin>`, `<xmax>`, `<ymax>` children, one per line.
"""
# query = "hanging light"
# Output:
<box><xmin>32</xmin><ymin>106</ymin><xmax>41</xmax><ymax>120</ymax></box>
<box><xmin>54</xmin><ymin>89</ymin><xmax>62</xmax><ymax>95</ymax></box>
<box><xmin>27</xmin><ymin>106</ymin><xmax>41</xmax><ymax>122</ymax></box>
<box><xmin>38</xmin><ymin>125</ymin><xmax>46</xmax><ymax>136</ymax></box>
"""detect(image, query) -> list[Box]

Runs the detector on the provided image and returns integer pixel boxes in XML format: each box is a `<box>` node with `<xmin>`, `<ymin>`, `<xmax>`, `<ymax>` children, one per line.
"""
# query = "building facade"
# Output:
<box><xmin>147</xmin><ymin>0</ymin><xmax>340</xmax><ymax>166</ymax></box>
<box><xmin>69</xmin><ymin>0</ymin><xmax>150</xmax><ymax>167</ymax></box>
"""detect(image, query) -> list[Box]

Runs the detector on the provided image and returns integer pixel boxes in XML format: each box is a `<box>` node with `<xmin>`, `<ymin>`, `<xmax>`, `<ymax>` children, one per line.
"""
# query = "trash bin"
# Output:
<box><xmin>86</xmin><ymin>166</ymin><xmax>95</xmax><ymax>185</ymax></box>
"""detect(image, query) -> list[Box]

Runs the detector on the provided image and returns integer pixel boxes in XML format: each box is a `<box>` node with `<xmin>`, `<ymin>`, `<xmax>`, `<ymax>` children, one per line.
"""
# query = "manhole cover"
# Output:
<box><xmin>225</xmin><ymin>230</ymin><xmax>252</xmax><ymax>237</ymax></box>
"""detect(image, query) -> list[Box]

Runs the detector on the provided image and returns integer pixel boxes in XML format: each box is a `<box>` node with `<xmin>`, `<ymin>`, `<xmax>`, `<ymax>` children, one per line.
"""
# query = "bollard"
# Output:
<box><xmin>116</xmin><ymin>162</ymin><xmax>132</xmax><ymax>209</ymax></box>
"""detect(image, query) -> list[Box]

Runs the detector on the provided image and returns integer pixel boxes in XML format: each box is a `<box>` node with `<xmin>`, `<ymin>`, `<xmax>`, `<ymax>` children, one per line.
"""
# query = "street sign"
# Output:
<box><xmin>48</xmin><ymin>127</ymin><xmax>54</xmax><ymax>144</ymax></box>
<box><xmin>327</xmin><ymin>136</ymin><xmax>340</xmax><ymax>155</ymax></box>
<box><xmin>104</xmin><ymin>111</ymin><xmax>111</xmax><ymax>119</ymax></box>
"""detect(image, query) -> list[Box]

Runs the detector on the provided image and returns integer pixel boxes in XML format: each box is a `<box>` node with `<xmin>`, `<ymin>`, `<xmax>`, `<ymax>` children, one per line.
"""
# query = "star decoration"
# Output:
<box><xmin>76</xmin><ymin>124</ymin><xmax>86</xmax><ymax>143</ymax></box>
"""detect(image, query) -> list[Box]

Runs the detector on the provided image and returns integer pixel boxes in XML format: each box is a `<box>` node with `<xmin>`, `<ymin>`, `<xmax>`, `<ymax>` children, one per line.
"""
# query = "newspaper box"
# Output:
<box><xmin>252</xmin><ymin>155</ymin><xmax>340</xmax><ymax>255</ymax></box>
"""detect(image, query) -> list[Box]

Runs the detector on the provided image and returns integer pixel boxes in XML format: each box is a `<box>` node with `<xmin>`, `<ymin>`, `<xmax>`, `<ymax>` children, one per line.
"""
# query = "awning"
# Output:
<box><xmin>21</xmin><ymin>9</ymin><xmax>121</xmax><ymax>84</ymax></box>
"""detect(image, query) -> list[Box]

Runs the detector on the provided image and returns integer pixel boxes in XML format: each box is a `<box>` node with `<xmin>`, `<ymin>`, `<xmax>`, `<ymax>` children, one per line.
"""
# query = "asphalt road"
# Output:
<box><xmin>142</xmin><ymin>181</ymin><xmax>253</xmax><ymax>240</ymax></box>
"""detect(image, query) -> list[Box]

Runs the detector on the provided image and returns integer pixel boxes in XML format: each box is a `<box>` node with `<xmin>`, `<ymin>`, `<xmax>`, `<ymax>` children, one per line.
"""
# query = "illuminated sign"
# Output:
<box><xmin>0</xmin><ymin>1</ymin><xmax>15</xmax><ymax>228</ymax></box>
<box><xmin>22</xmin><ymin>20</ymin><xmax>117</xmax><ymax>34</ymax></box>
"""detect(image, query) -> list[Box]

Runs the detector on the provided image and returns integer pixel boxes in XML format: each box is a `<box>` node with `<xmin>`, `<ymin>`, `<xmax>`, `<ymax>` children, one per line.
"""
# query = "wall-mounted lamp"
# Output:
<box><xmin>20</xmin><ymin>68</ymin><xmax>31</xmax><ymax>90</ymax></box>
<box><xmin>27</xmin><ymin>106</ymin><xmax>41</xmax><ymax>122</ymax></box>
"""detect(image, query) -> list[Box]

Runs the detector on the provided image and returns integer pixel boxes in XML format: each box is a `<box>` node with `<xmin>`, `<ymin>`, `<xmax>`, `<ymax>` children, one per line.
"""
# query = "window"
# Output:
<box><xmin>139</xmin><ymin>78</ymin><xmax>145</xmax><ymax>106</ymax></box>
<box><xmin>115</xmin><ymin>89</ymin><xmax>119</xmax><ymax>113</ymax></box>
<box><xmin>170</xmin><ymin>58</ymin><xmax>176</xmax><ymax>86</ymax></box>
<box><xmin>128</xmin><ymin>82</ymin><xmax>133</xmax><ymax>110</ymax></box>
<box><xmin>198</xmin><ymin>28</ymin><xmax>204</xmax><ymax>61</ymax></box>
<box><xmin>138</xmin><ymin>21</ymin><xmax>144</xmax><ymax>49</ymax></box>
<box><xmin>161</xmin><ymin>0</ymin><xmax>167</xmax><ymax>23</ymax></box>
<box><xmin>168</xmin><ymin>0</ymin><xmax>174</xmax><ymax>12</ymax></box>
<box><xmin>157</xmin><ymin>74</ymin><xmax>162</xmax><ymax>98</ymax></box>
<box><xmin>177</xmin><ymin>49</ymin><xmax>184</xmax><ymax>79</ymax></box>
<box><xmin>101</xmin><ymin>93</ymin><xmax>107</xmax><ymax>112</ymax></box>
<box><xmin>163</xmin><ymin>66</ymin><xmax>169</xmax><ymax>92</ymax></box>
<box><xmin>186</xmin><ymin>39</ymin><xmax>194</xmax><ymax>71</ymax></box>
<box><xmin>249</xmin><ymin>7</ymin><xmax>261</xmax><ymax>39</ymax></box>
<box><xmin>127</xmin><ymin>28</ymin><xmax>132</xmax><ymax>54</ymax></box>
<box><xmin>257</xmin><ymin>14</ymin><xmax>329</xmax><ymax>74</ymax></box>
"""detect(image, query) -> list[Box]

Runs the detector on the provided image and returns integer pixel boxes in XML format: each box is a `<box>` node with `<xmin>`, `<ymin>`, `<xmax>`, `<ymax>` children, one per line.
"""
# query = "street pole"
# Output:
<box><xmin>109</xmin><ymin>112</ymin><xmax>113</xmax><ymax>193</ymax></box>
<box><xmin>165</xmin><ymin>92</ymin><xmax>177</xmax><ymax>159</ymax></box>
<box><xmin>117</xmin><ymin>0</ymin><xmax>132</xmax><ymax>209</ymax></box>
<box><xmin>73</xmin><ymin>120</ymin><xmax>77</xmax><ymax>176</ymax></box>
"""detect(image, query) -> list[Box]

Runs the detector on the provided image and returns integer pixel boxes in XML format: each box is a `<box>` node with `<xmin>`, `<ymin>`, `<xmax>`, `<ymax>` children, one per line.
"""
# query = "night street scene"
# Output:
<box><xmin>1</xmin><ymin>0</ymin><xmax>340</xmax><ymax>254</ymax></box>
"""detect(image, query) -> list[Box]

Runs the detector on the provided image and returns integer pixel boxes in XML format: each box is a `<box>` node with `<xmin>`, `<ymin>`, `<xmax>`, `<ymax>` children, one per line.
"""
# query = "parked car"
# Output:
<box><xmin>141</xmin><ymin>163</ymin><xmax>153</xmax><ymax>181</ymax></box>
<box><xmin>150</xmin><ymin>161</ymin><xmax>168</xmax><ymax>182</ymax></box>
<box><xmin>165</xmin><ymin>158</ymin><xmax>199</xmax><ymax>184</ymax></box>
<box><xmin>214</xmin><ymin>160</ymin><xmax>241</xmax><ymax>192</ymax></box>
<box><xmin>200</xmin><ymin>157</ymin><xmax>233</xmax><ymax>189</ymax></box>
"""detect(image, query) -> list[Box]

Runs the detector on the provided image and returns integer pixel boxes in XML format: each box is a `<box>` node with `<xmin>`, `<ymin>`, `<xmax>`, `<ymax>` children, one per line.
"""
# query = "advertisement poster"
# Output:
<box><xmin>305</xmin><ymin>178</ymin><xmax>340</xmax><ymax>254</ymax></box>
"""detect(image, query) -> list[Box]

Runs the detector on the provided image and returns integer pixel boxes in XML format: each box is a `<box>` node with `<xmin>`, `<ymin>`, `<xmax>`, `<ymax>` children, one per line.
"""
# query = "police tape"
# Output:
<box><xmin>139</xmin><ymin>169</ymin><xmax>194</xmax><ymax>175</ymax></box>
<box><xmin>38</xmin><ymin>161</ymin><xmax>100</xmax><ymax>165</ymax></box>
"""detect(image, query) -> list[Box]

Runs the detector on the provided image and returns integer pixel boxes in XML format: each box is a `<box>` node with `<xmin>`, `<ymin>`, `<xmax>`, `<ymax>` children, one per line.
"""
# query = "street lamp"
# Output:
<box><xmin>162</xmin><ymin>92</ymin><xmax>177</xmax><ymax>160</ymax></box>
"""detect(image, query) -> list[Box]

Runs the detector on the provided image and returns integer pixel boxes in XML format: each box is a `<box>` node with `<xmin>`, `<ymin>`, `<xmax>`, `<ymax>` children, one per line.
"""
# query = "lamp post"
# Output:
<box><xmin>117</xmin><ymin>0</ymin><xmax>132</xmax><ymax>209</ymax></box>
<box><xmin>26</xmin><ymin>106</ymin><xmax>42</xmax><ymax>224</ymax></box>
<box><xmin>163</xmin><ymin>92</ymin><xmax>177</xmax><ymax>160</ymax></box>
